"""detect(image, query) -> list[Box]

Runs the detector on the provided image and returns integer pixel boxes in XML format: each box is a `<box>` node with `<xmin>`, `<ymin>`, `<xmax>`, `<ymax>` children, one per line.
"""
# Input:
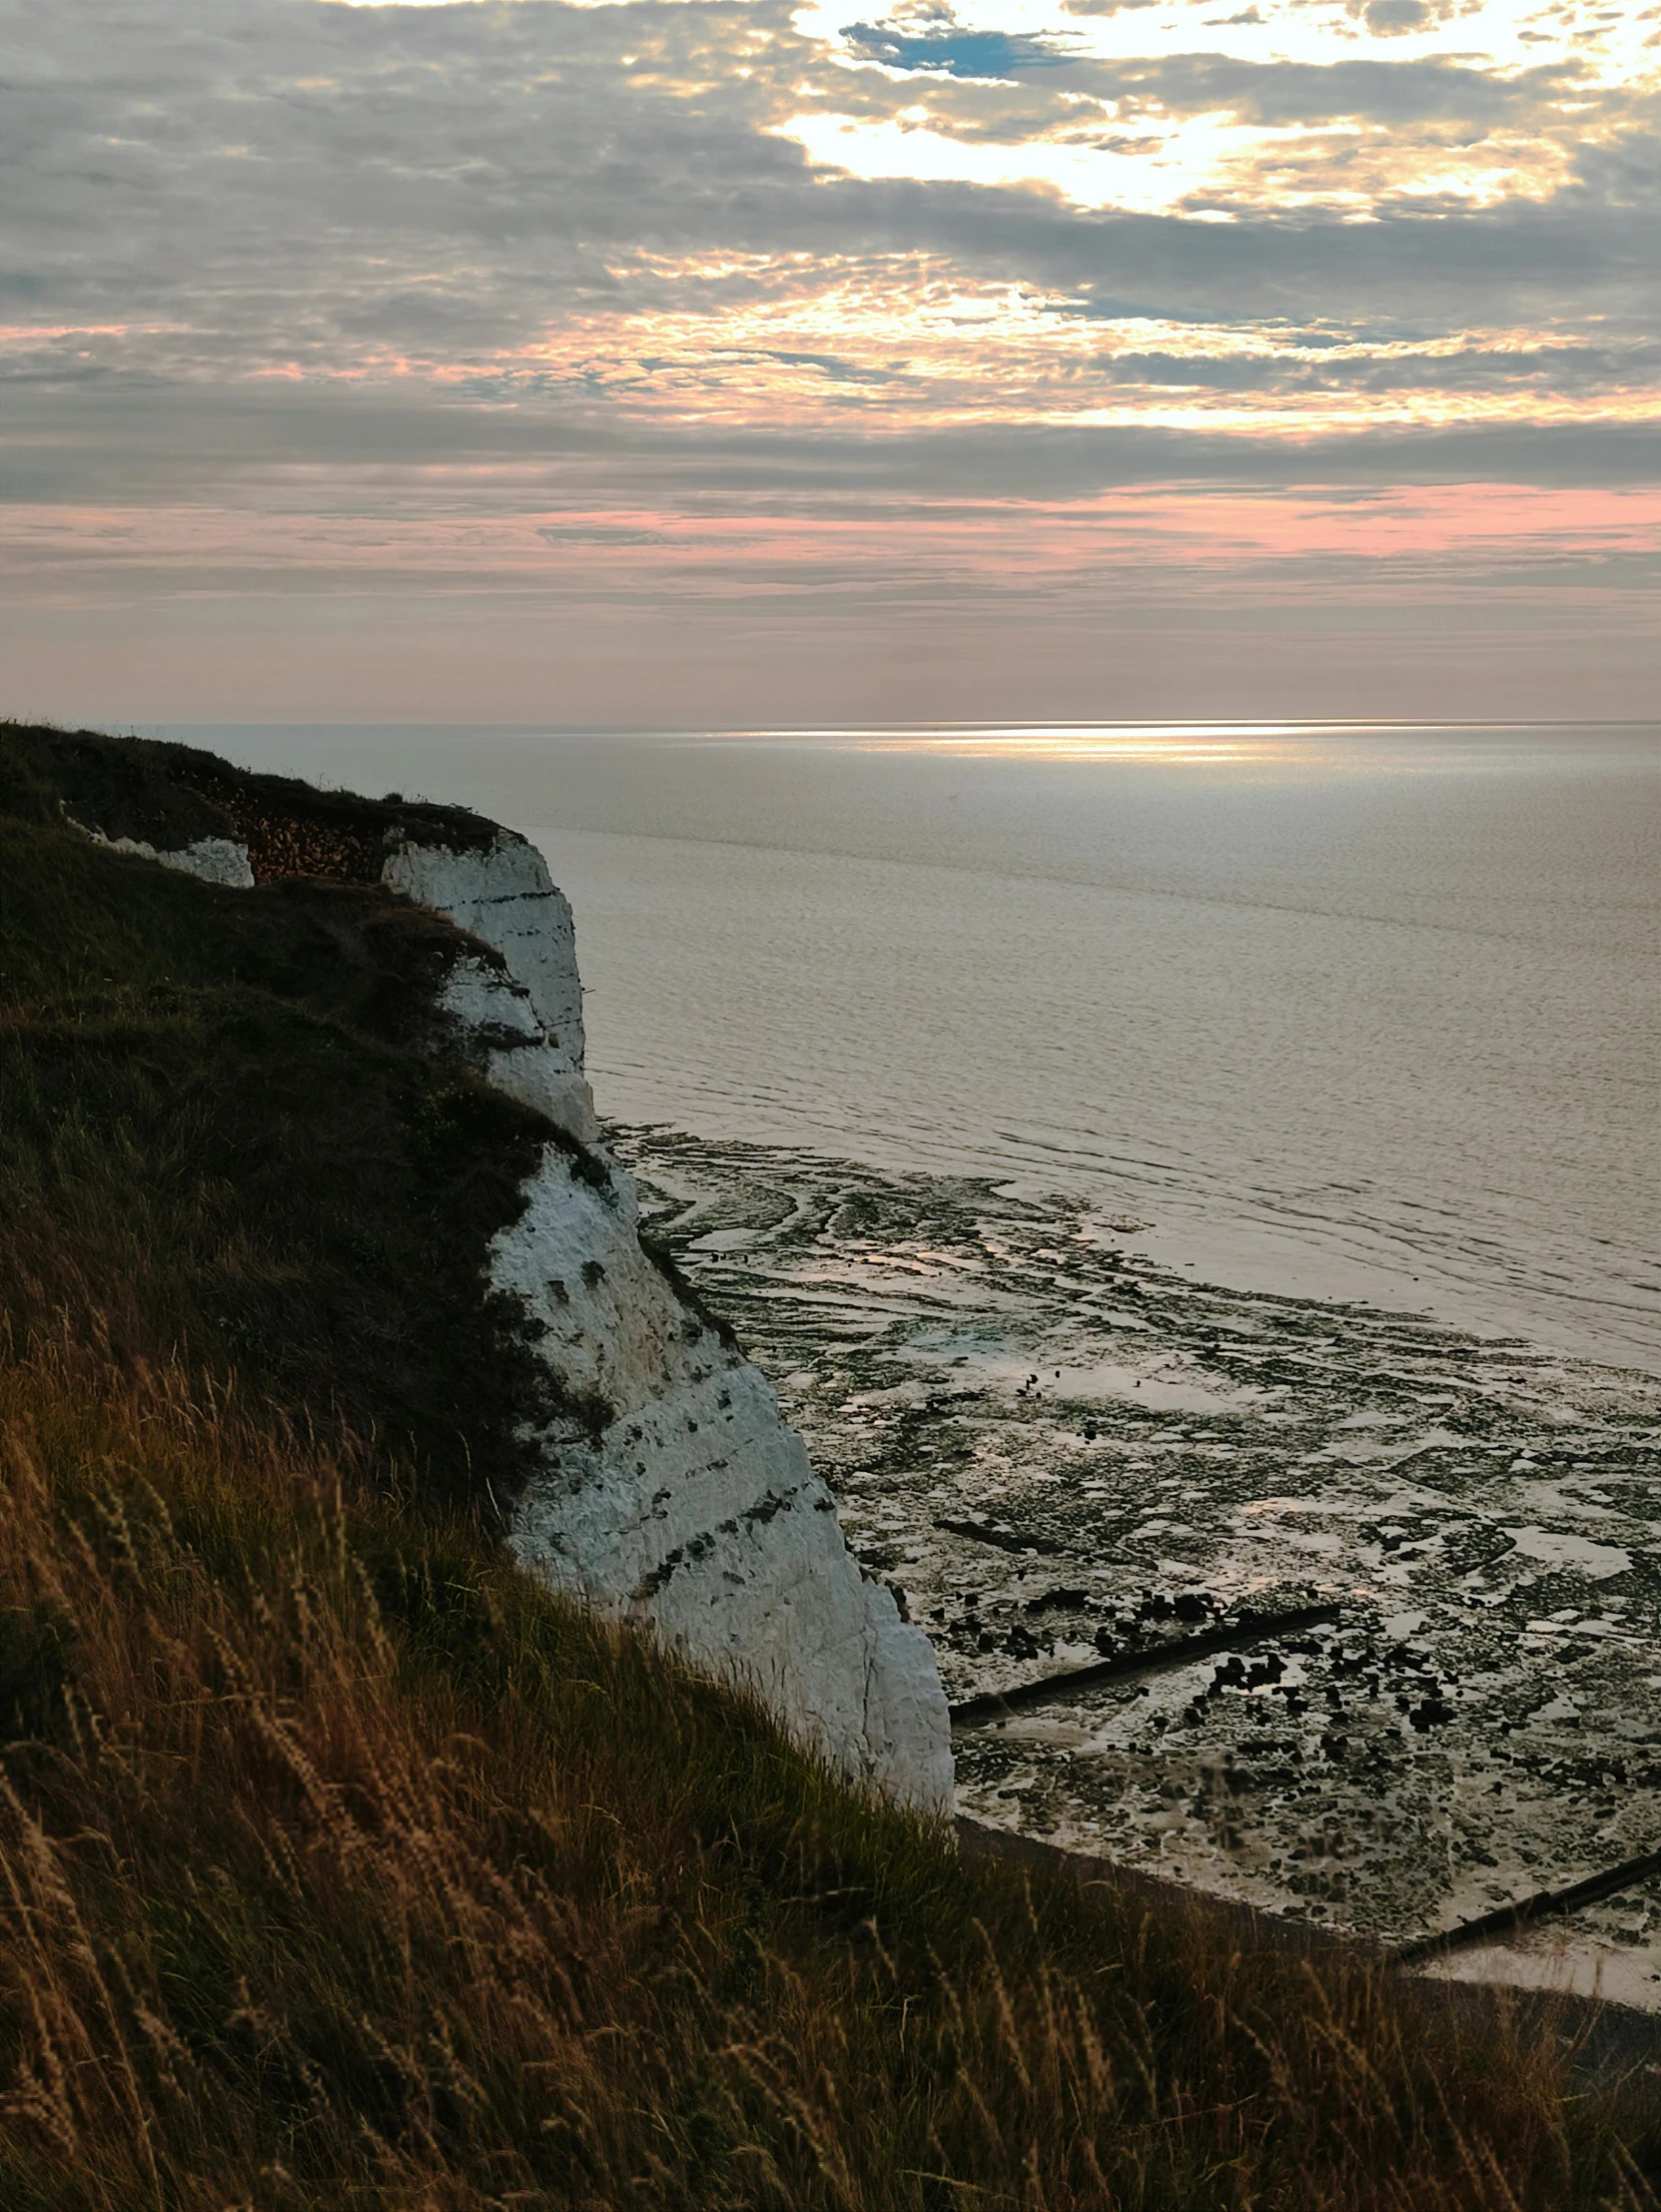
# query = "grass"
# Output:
<box><xmin>0</xmin><ymin>722</ymin><xmax>1658</xmax><ymax>2208</ymax></box>
<box><xmin>0</xmin><ymin>725</ymin><xmax>561</xmax><ymax>1519</ymax></box>
<box><xmin>6</xmin><ymin>1340</ymin><xmax>1658</xmax><ymax>2212</ymax></box>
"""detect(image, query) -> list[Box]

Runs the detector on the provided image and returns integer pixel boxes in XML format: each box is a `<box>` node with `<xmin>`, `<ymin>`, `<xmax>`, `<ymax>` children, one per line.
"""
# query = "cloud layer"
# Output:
<box><xmin>3</xmin><ymin>0</ymin><xmax>1657</xmax><ymax>720</ymax></box>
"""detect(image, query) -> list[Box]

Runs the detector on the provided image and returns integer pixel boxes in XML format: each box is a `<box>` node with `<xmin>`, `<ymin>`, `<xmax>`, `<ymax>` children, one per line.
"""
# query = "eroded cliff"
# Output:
<box><xmin>30</xmin><ymin>729</ymin><xmax>952</xmax><ymax>1812</ymax></box>
<box><xmin>384</xmin><ymin>826</ymin><xmax>953</xmax><ymax>1813</ymax></box>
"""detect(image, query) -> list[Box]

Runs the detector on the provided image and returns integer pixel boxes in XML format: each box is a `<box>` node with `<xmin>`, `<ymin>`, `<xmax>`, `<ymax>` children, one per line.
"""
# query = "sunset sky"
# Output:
<box><xmin>4</xmin><ymin>0</ymin><xmax>1658</xmax><ymax>724</ymax></box>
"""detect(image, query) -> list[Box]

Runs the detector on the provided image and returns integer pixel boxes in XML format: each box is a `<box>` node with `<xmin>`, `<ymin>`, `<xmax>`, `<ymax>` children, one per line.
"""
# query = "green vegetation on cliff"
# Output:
<box><xmin>0</xmin><ymin>724</ymin><xmax>1654</xmax><ymax>2210</ymax></box>
<box><xmin>0</xmin><ymin>723</ymin><xmax>554</xmax><ymax>1516</ymax></box>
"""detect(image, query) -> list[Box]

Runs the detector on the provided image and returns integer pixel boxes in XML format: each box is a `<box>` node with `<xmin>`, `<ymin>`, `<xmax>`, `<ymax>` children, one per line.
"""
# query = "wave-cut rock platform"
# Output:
<box><xmin>617</xmin><ymin>1124</ymin><xmax>1661</xmax><ymax>2003</ymax></box>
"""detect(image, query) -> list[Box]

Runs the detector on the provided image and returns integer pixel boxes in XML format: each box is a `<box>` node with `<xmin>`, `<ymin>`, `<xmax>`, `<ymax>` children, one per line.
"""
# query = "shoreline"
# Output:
<box><xmin>615</xmin><ymin>1119</ymin><xmax>1661</xmax><ymax>1986</ymax></box>
<box><xmin>591</xmin><ymin>1097</ymin><xmax>1661</xmax><ymax>1379</ymax></box>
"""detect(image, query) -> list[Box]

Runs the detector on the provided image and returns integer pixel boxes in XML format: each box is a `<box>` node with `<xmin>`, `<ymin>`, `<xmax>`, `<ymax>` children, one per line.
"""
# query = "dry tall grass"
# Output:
<box><xmin>0</xmin><ymin>1334</ymin><xmax>1653</xmax><ymax>2212</ymax></box>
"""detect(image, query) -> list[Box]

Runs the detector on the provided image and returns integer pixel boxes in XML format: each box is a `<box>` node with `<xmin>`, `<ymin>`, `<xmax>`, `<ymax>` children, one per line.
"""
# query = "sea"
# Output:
<box><xmin>170</xmin><ymin>722</ymin><xmax>1661</xmax><ymax>1373</ymax></box>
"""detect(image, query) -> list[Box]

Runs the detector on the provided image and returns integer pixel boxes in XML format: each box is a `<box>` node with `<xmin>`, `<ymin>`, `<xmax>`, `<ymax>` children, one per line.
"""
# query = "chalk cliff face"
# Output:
<box><xmin>382</xmin><ymin>838</ymin><xmax>597</xmax><ymax>1144</ymax></box>
<box><xmin>492</xmin><ymin>1145</ymin><xmax>953</xmax><ymax>1810</ymax></box>
<box><xmin>69</xmin><ymin>790</ymin><xmax>953</xmax><ymax>1810</ymax></box>
<box><xmin>384</xmin><ymin>827</ymin><xmax>954</xmax><ymax>1814</ymax></box>
<box><xmin>65</xmin><ymin>816</ymin><xmax>257</xmax><ymax>889</ymax></box>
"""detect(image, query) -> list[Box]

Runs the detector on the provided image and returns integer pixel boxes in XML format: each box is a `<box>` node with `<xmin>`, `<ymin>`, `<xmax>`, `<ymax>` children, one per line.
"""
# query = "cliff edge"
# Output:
<box><xmin>9</xmin><ymin>727</ymin><xmax>952</xmax><ymax>1812</ymax></box>
<box><xmin>386</xmin><ymin>828</ymin><xmax>951</xmax><ymax>1811</ymax></box>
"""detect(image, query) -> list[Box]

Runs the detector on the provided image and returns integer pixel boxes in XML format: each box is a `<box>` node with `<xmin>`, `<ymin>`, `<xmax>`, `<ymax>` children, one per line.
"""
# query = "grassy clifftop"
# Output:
<box><xmin>1</xmin><ymin>723</ymin><xmax>554</xmax><ymax>1517</ymax></box>
<box><xmin>0</xmin><ymin>723</ymin><xmax>1654</xmax><ymax>2210</ymax></box>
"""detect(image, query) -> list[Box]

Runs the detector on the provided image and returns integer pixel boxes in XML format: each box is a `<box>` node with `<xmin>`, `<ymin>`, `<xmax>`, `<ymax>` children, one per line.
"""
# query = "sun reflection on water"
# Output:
<box><xmin>705</xmin><ymin>722</ymin><xmax>1535</xmax><ymax>771</ymax></box>
<box><xmin>849</xmin><ymin>724</ymin><xmax>1323</xmax><ymax>765</ymax></box>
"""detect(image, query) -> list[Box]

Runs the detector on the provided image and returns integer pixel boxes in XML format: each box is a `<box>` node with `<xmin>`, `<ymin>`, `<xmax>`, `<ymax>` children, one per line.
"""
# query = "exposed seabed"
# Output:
<box><xmin>615</xmin><ymin>1124</ymin><xmax>1661</xmax><ymax>2011</ymax></box>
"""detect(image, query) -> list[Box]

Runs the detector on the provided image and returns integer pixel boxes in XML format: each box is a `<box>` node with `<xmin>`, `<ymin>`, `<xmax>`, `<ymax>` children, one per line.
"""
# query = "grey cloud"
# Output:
<box><xmin>1066</xmin><ymin>51</ymin><xmax>1576</xmax><ymax>125</ymax></box>
<box><xmin>538</xmin><ymin>522</ymin><xmax>671</xmax><ymax>544</ymax></box>
<box><xmin>1094</xmin><ymin>342</ymin><xmax>1661</xmax><ymax>395</ymax></box>
<box><xmin>767</xmin><ymin>33</ymin><xmax>1590</xmax><ymax>145</ymax></box>
<box><xmin>8</xmin><ymin>370</ymin><xmax>1661</xmax><ymax>511</ymax></box>
<box><xmin>1568</xmin><ymin>114</ymin><xmax>1661</xmax><ymax>207</ymax></box>
<box><xmin>0</xmin><ymin>0</ymin><xmax>812</xmax><ymax>350</ymax></box>
<box><xmin>0</xmin><ymin>0</ymin><xmax>1642</xmax><ymax>332</ymax></box>
<box><xmin>1363</xmin><ymin>0</ymin><xmax>1429</xmax><ymax>35</ymax></box>
<box><xmin>2</xmin><ymin>0</ymin><xmax>1656</xmax><ymax>528</ymax></box>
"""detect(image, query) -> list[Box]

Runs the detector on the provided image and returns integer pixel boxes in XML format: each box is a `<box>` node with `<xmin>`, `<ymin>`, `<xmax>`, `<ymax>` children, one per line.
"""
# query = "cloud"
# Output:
<box><xmin>1093</xmin><ymin>341</ymin><xmax>1661</xmax><ymax>398</ymax></box>
<box><xmin>1084</xmin><ymin>52</ymin><xmax>1573</xmax><ymax>126</ymax></box>
<box><xmin>1363</xmin><ymin>0</ymin><xmax>1428</xmax><ymax>36</ymax></box>
<box><xmin>3</xmin><ymin>0</ymin><xmax>1656</xmax><ymax>719</ymax></box>
<box><xmin>537</xmin><ymin>522</ymin><xmax>672</xmax><ymax>544</ymax></box>
<box><xmin>0</xmin><ymin>0</ymin><xmax>1645</xmax><ymax>388</ymax></box>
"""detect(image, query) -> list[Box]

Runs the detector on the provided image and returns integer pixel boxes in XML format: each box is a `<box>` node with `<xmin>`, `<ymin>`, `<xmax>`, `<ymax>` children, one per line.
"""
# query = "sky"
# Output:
<box><xmin>3</xmin><ymin>0</ymin><xmax>1659</xmax><ymax>725</ymax></box>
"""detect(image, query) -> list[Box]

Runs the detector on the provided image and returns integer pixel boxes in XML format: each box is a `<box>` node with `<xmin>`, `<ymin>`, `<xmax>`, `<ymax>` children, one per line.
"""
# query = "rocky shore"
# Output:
<box><xmin>619</xmin><ymin>1125</ymin><xmax>1661</xmax><ymax>1999</ymax></box>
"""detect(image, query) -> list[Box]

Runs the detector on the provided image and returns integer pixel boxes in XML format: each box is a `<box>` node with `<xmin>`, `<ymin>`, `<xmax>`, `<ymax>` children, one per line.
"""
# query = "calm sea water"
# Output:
<box><xmin>176</xmin><ymin>724</ymin><xmax>1661</xmax><ymax>1369</ymax></box>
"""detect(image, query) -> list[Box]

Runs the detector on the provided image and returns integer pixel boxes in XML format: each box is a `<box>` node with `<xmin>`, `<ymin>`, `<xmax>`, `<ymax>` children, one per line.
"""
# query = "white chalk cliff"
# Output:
<box><xmin>64</xmin><ymin>812</ymin><xmax>256</xmax><ymax>889</ymax></box>
<box><xmin>387</xmin><ymin>828</ymin><xmax>954</xmax><ymax>1815</ymax></box>
<box><xmin>98</xmin><ymin>807</ymin><xmax>953</xmax><ymax>1812</ymax></box>
<box><xmin>382</xmin><ymin>838</ymin><xmax>597</xmax><ymax>1144</ymax></box>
